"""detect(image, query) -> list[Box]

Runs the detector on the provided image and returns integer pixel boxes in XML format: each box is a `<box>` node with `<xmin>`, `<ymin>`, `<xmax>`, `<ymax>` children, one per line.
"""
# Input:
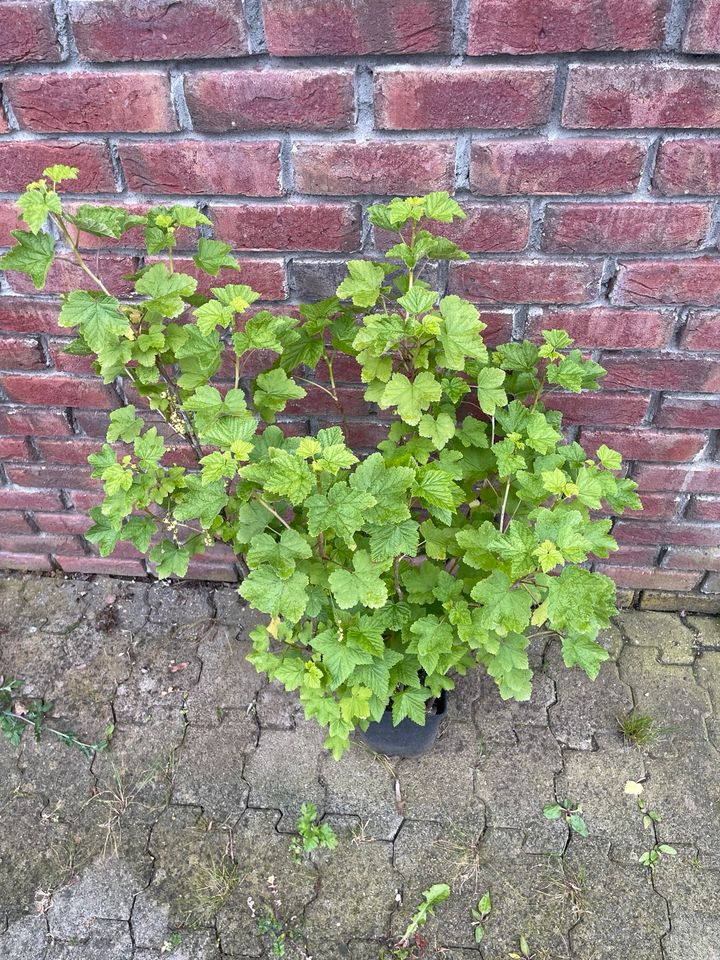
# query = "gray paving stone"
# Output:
<box><xmin>144</xmin><ymin>582</ymin><xmax>214</xmax><ymax>633</ymax></box>
<box><xmin>688</xmin><ymin>615</ymin><xmax>720</xmax><ymax>649</ymax></box>
<box><xmin>319</xmin><ymin>742</ymin><xmax>403</xmax><ymax>841</ymax></box>
<box><xmin>112</xmin><ymin>632</ymin><xmax>202</xmax><ymax>725</ymax></box>
<box><xmin>254</xmin><ymin>680</ymin><xmax>302</xmax><ymax>730</ymax></box>
<box><xmin>47</xmin><ymin>859</ymin><xmax>138</xmax><ymax>941</ymax></box>
<box><xmin>0</xmin><ymin>914</ymin><xmax>48</xmax><ymax>960</ymax></box>
<box><xmin>643</xmin><ymin>747</ymin><xmax>720</xmax><ymax>856</ymax></box>
<box><xmin>243</xmin><ymin>721</ymin><xmax>325</xmax><ymax>821</ymax></box>
<box><xmin>183</xmin><ymin>626</ymin><xmax>261</xmax><ymax>724</ymax></box>
<box><xmin>617</xmin><ymin>611</ymin><xmax>696</xmax><ymax>664</ymax></box>
<box><xmin>653</xmin><ymin>850</ymin><xmax>720</xmax><ymax>960</ymax></box>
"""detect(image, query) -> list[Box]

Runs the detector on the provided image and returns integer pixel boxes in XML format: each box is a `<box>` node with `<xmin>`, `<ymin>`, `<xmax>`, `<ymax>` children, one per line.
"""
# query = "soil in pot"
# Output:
<box><xmin>357</xmin><ymin>690</ymin><xmax>448</xmax><ymax>757</ymax></box>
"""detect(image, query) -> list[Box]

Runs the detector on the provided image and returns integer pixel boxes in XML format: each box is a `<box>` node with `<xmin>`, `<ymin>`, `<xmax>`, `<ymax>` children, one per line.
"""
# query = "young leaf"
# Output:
<box><xmin>58</xmin><ymin>291</ymin><xmax>130</xmax><ymax>353</ymax></box>
<box><xmin>336</xmin><ymin>260</ymin><xmax>385</xmax><ymax>308</ymax></box>
<box><xmin>253</xmin><ymin>368</ymin><xmax>306</xmax><ymax>422</ymax></box>
<box><xmin>328</xmin><ymin>551</ymin><xmax>389</xmax><ymax>610</ymax></box>
<box><xmin>18</xmin><ymin>188</ymin><xmax>62</xmax><ymax>233</ymax></box>
<box><xmin>0</xmin><ymin>230</ymin><xmax>55</xmax><ymax>289</ymax></box>
<box><xmin>379</xmin><ymin>372</ymin><xmax>442</xmax><ymax>426</ymax></box>
<box><xmin>193</xmin><ymin>237</ymin><xmax>240</xmax><ymax>276</ymax></box>
<box><xmin>239</xmin><ymin>566</ymin><xmax>309</xmax><ymax>622</ymax></box>
<box><xmin>43</xmin><ymin>164</ymin><xmax>79</xmax><ymax>184</ymax></box>
<box><xmin>476</xmin><ymin>367</ymin><xmax>507</xmax><ymax>416</ymax></box>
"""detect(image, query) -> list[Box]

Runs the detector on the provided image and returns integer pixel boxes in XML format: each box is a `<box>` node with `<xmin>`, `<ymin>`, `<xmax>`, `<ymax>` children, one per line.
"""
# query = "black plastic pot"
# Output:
<box><xmin>357</xmin><ymin>690</ymin><xmax>448</xmax><ymax>757</ymax></box>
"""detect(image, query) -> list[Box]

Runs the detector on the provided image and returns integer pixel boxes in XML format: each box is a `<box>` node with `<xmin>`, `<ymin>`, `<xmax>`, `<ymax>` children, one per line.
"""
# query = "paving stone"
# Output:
<box><xmin>183</xmin><ymin>626</ymin><xmax>261</xmax><ymax>724</ymax></box>
<box><xmin>652</xmin><ymin>850</ymin><xmax>720</xmax><ymax>960</ymax></box>
<box><xmin>135</xmin><ymin>929</ymin><xmax>221</xmax><ymax>960</ymax></box>
<box><xmin>617</xmin><ymin>611</ymin><xmax>696</xmax><ymax>664</ymax></box>
<box><xmin>47</xmin><ymin>858</ymin><xmax>138</xmax><ymax>941</ymax></box>
<box><xmin>689</xmin><ymin>615</ymin><xmax>720</xmax><ymax>649</ymax></box>
<box><xmin>319</xmin><ymin>742</ymin><xmax>403</xmax><ymax>841</ymax></box>
<box><xmin>694</xmin><ymin>650</ymin><xmax>720</xmax><ymax>713</ymax></box>
<box><xmin>145</xmin><ymin>582</ymin><xmax>214</xmax><ymax>633</ymax></box>
<box><xmin>0</xmin><ymin>914</ymin><xmax>48</xmax><ymax>960</ymax></box>
<box><xmin>113</xmin><ymin>632</ymin><xmax>202</xmax><ymax>724</ymax></box>
<box><xmin>254</xmin><ymin>680</ymin><xmax>302</xmax><ymax>730</ymax></box>
<box><xmin>565</xmin><ymin>840</ymin><xmax>668</xmax><ymax>960</ymax></box>
<box><xmin>45</xmin><ymin>921</ymin><xmax>133</xmax><ymax>960</ymax></box>
<box><xmin>172</xmin><ymin>715</ymin><xmax>256</xmax><ymax>820</ymax></box>
<box><xmin>212</xmin><ymin>586</ymin><xmax>249</xmax><ymax>627</ymax></box>
<box><xmin>473</xmin><ymin>666</ymin><xmax>556</xmax><ymax>749</ymax></box>
<box><xmin>639</xmin><ymin>591</ymin><xmax>720</xmax><ymax>614</ymax></box>
<box><xmin>243</xmin><ymin>721</ymin><xmax>325</xmax><ymax>821</ymax></box>
<box><xmin>15</xmin><ymin>733</ymin><xmax>96</xmax><ymax>825</ymax></box>
<box><xmin>643</xmin><ymin>747</ymin><xmax>720</xmax><ymax>856</ymax></box>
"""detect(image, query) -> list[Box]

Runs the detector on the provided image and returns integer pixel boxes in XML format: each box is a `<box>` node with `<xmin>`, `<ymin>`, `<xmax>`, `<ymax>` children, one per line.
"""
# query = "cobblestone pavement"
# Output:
<box><xmin>0</xmin><ymin>574</ymin><xmax>719</xmax><ymax>960</ymax></box>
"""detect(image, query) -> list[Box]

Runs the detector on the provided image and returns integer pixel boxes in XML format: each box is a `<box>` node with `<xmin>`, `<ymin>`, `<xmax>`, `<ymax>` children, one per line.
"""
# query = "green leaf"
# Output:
<box><xmin>239</xmin><ymin>566</ymin><xmax>309</xmax><ymax>622</ymax></box>
<box><xmin>262</xmin><ymin>449</ymin><xmax>315</xmax><ymax>506</ymax></box>
<box><xmin>546</xmin><ymin>567</ymin><xmax>616</xmax><ymax>635</ymax></box>
<box><xmin>311</xmin><ymin>630</ymin><xmax>372</xmax><ymax>687</ymax></box>
<box><xmin>193</xmin><ymin>299</ymin><xmax>234</xmax><ymax>336</ymax></box>
<box><xmin>546</xmin><ymin>350</ymin><xmax>605</xmax><ymax>393</ymax></box>
<box><xmin>596</xmin><ymin>444</ymin><xmax>622</xmax><ymax>471</ymax></box>
<box><xmin>18</xmin><ymin>188</ymin><xmax>61</xmax><ymax>233</ymax></box>
<box><xmin>543</xmin><ymin>803</ymin><xmax>563</xmax><ymax>820</ymax></box>
<box><xmin>149</xmin><ymin>540</ymin><xmax>191</xmax><ymax>579</ymax></box>
<box><xmin>418</xmin><ymin>412</ymin><xmax>455</xmax><ymax>450</ymax></box>
<box><xmin>397</xmin><ymin>286</ymin><xmax>437</xmax><ymax>315</ymax></box>
<box><xmin>213</xmin><ymin>282</ymin><xmax>261</xmax><ymax>313</ymax></box>
<box><xmin>58</xmin><ymin>291</ymin><xmax>130</xmax><ymax>353</ymax></box>
<box><xmin>173</xmin><ymin>476</ymin><xmax>229</xmax><ymax>527</ymax></box>
<box><xmin>253</xmin><ymin>368</ymin><xmax>306</xmax><ymax>422</ymax></box>
<box><xmin>85</xmin><ymin>507</ymin><xmax>121</xmax><ymax>557</ymax></box>
<box><xmin>134</xmin><ymin>427</ymin><xmax>165</xmax><ymax>469</ymax></box>
<box><xmin>121</xmin><ymin>515</ymin><xmax>156</xmax><ymax>553</ymax></box>
<box><xmin>246</xmin><ymin>528</ymin><xmax>312</xmax><ymax>580</ymax></box>
<box><xmin>481</xmin><ymin>631</ymin><xmax>533</xmax><ymax>701</ymax></box>
<box><xmin>336</xmin><ymin>260</ymin><xmax>385</xmax><ymax>308</ymax></box>
<box><xmin>349</xmin><ymin>453</ymin><xmax>414</xmax><ymax>524</ymax></box>
<box><xmin>392</xmin><ymin>687</ymin><xmax>429</xmax><ymax>726</ymax></box>
<box><xmin>193</xmin><ymin>237</ymin><xmax>241</xmax><ymax>276</ymax></box>
<box><xmin>0</xmin><ymin>230</ymin><xmax>55</xmax><ymax>289</ymax></box>
<box><xmin>107</xmin><ymin>405</ymin><xmax>143</xmax><ymax>443</ymax></box>
<box><xmin>438</xmin><ymin>295</ymin><xmax>487</xmax><ymax>370</ymax></box>
<box><xmin>368</xmin><ymin>519</ymin><xmax>419</xmax><ymax>562</ymax></box>
<box><xmin>43</xmin><ymin>164</ymin><xmax>79</xmax><ymax>183</ymax></box>
<box><xmin>525</xmin><ymin>411</ymin><xmax>563</xmax><ymax>455</ymax></box>
<box><xmin>328</xmin><ymin>551</ymin><xmax>389</xmax><ymax>610</ymax></box>
<box><xmin>471</xmin><ymin>570</ymin><xmax>533</xmax><ymax>636</ymax></box>
<box><xmin>410</xmin><ymin>616</ymin><xmax>454</xmax><ymax>675</ymax></box>
<box><xmin>379</xmin><ymin>371</ymin><xmax>442</xmax><ymax>426</ymax></box>
<box><xmin>476</xmin><ymin>367</ymin><xmax>507</xmax><ymax>416</ymax></box>
<box><xmin>65</xmin><ymin>204</ymin><xmax>146</xmax><ymax>239</ymax></box>
<box><xmin>568</xmin><ymin>813</ymin><xmax>589</xmax><ymax>837</ymax></box>
<box><xmin>424</xmin><ymin>191</ymin><xmax>465</xmax><ymax>223</ymax></box>
<box><xmin>561</xmin><ymin>632</ymin><xmax>610</xmax><ymax>681</ymax></box>
<box><xmin>134</xmin><ymin>263</ymin><xmax>197</xmax><ymax>318</ymax></box>
<box><xmin>412</xmin><ymin>464</ymin><xmax>465</xmax><ymax>513</ymax></box>
<box><xmin>306</xmin><ymin>481</ymin><xmax>375</xmax><ymax>548</ymax></box>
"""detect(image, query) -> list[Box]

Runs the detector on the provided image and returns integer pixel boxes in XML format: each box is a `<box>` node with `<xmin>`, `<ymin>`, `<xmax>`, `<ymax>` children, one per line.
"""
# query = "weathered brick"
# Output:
<box><xmin>634</xmin><ymin>464</ymin><xmax>720</xmax><ymax>493</ymax></box>
<box><xmin>211</xmin><ymin>202</ymin><xmax>361</xmax><ymax>252</ymax></box>
<box><xmin>542</xmin><ymin>202</ymin><xmax>710</xmax><ymax>253</ymax></box>
<box><xmin>7</xmin><ymin>256</ymin><xmax>136</xmax><ymax>298</ymax></box>
<box><xmin>547</xmin><ymin>391</ymin><xmax>650</xmax><ymax>427</ymax></box>
<box><xmin>639</xmin><ymin>590</ymin><xmax>720</xmax><ymax>611</ymax></box>
<box><xmin>33</xmin><ymin>511</ymin><xmax>92</xmax><ymax>535</ymax></box>
<box><xmin>0</xmin><ymin>488</ymin><xmax>64</xmax><ymax>511</ymax></box>
<box><xmin>0</xmin><ymin>1</ymin><xmax>62</xmax><ymax>64</ymax></box>
<box><xmin>261</xmin><ymin>0</ymin><xmax>452</xmax><ymax>55</ymax></box>
<box><xmin>604</xmin><ymin>544</ymin><xmax>660</xmax><ymax>566</ymax></box>
<box><xmin>186</xmin><ymin>69</ymin><xmax>355</xmax><ymax>132</ymax></box>
<box><xmin>614</xmin><ymin>520</ymin><xmax>720</xmax><ymax>547</ymax></box>
<box><xmin>0</xmin><ymin>201</ymin><xmax>20</xmax><ymax>247</ymax></box>
<box><xmin>374</xmin><ymin>201</ymin><xmax>530</xmax><ymax>253</ymax></box>
<box><xmin>0</xmin><ymin>407</ymin><xmax>71</xmax><ymax>436</ymax></box>
<box><xmin>37</xmin><ymin>438</ymin><xmax>104</xmax><ymax>464</ymax></box>
<box><xmin>682</xmin><ymin>311</ymin><xmax>720</xmax><ymax>351</ymax></box>
<box><xmin>582</xmin><ymin>428</ymin><xmax>707</xmax><ymax>462</ymax></box>
<box><xmin>468</xmin><ymin>0</ymin><xmax>669</xmax><ymax>53</ymax></box>
<box><xmin>683</xmin><ymin>0</ymin><xmax>720</xmax><ymax>52</ymax></box>
<box><xmin>0</xmin><ymin>437</ymin><xmax>28</xmax><ymax>459</ymax></box>
<box><xmin>0</xmin><ymin>551</ymin><xmax>53</xmax><ymax>572</ymax></box>
<box><xmin>0</xmin><ymin>336</ymin><xmax>46</xmax><ymax>371</ymax></box>
<box><xmin>0</xmin><ymin>533</ymin><xmax>85</xmax><ymax>556</ymax></box>
<box><xmin>119</xmin><ymin>140</ymin><xmax>282</xmax><ymax>196</ymax></box>
<box><xmin>70</xmin><ymin>0</ymin><xmax>249</xmax><ymax>62</ymax></box>
<box><xmin>0</xmin><ymin>375</ymin><xmax>116</xmax><ymax>409</ymax></box>
<box><xmin>292</xmin><ymin>141</ymin><xmax>456</xmax><ymax>195</ymax></box>
<box><xmin>151</xmin><ymin>258</ymin><xmax>286</xmax><ymax>300</ymax></box>
<box><xmin>601</xmin><ymin>356</ymin><xmax>720</xmax><ymax>392</ymax></box>
<box><xmin>656</xmin><ymin>398</ymin><xmax>720</xmax><ymax>429</ymax></box>
<box><xmin>596</xmin><ymin>564</ymin><xmax>701</xmax><ymax>591</ymax></box>
<box><xmin>5</xmin><ymin>71</ymin><xmax>177</xmax><ymax>133</ymax></box>
<box><xmin>6</xmin><ymin>463</ymin><xmax>103</xmax><ymax>490</ymax></box>
<box><xmin>375</xmin><ymin>67</ymin><xmax>555</xmax><ymax>130</ymax></box>
<box><xmin>470</xmin><ymin>138</ymin><xmax>647</xmax><ymax>196</ymax></box>
<box><xmin>449</xmin><ymin>259</ymin><xmax>602</xmax><ymax>304</ymax></box>
<box><xmin>0</xmin><ymin>109</ymin><xmax>8</xmax><ymax>135</ymax></box>
<box><xmin>0</xmin><ymin>511</ymin><xmax>39</xmax><ymax>535</ymax></box>
<box><xmin>0</xmin><ymin>141</ymin><xmax>116</xmax><ymax>193</ymax></box>
<box><xmin>654</xmin><ymin>139</ymin><xmax>720</xmax><ymax>196</ymax></box>
<box><xmin>0</xmin><ymin>298</ymin><xmax>63</xmax><ymax>335</ymax></box>
<box><xmin>663</xmin><ymin>547</ymin><xmax>720</xmax><ymax>572</ymax></box>
<box><xmin>527</xmin><ymin>307</ymin><xmax>673</xmax><ymax>349</ymax></box>
<box><xmin>57</xmin><ymin>554</ymin><xmax>146</xmax><ymax>576</ymax></box>
<box><xmin>625</xmin><ymin>493</ymin><xmax>681</xmax><ymax>520</ymax></box>
<box><xmin>613</xmin><ymin>259</ymin><xmax>720</xmax><ymax>307</ymax></box>
<box><xmin>563</xmin><ymin>65</ymin><xmax>720</xmax><ymax>129</ymax></box>
<box><xmin>687</xmin><ymin>497</ymin><xmax>720</xmax><ymax>522</ymax></box>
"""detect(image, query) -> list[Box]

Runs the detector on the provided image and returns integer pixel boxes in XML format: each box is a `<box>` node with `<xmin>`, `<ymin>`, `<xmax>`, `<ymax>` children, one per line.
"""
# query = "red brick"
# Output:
<box><xmin>153</xmin><ymin>258</ymin><xmax>286</xmax><ymax>300</ymax></box>
<box><xmin>0</xmin><ymin>511</ymin><xmax>32</xmax><ymax>535</ymax></box>
<box><xmin>595</xmin><ymin>564</ymin><xmax>701</xmax><ymax>591</ymax></box>
<box><xmin>634</xmin><ymin>464</ymin><xmax>720</xmax><ymax>493</ymax></box>
<box><xmin>0</xmin><ymin>375</ymin><xmax>116</xmax><ymax>410</ymax></box>
<box><xmin>449</xmin><ymin>259</ymin><xmax>601</xmax><ymax>305</ymax></box>
<box><xmin>0</xmin><ymin>551</ymin><xmax>53</xmax><ymax>572</ymax></box>
<box><xmin>582</xmin><ymin>428</ymin><xmax>707</xmax><ymax>462</ymax></box>
<box><xmin>57</xmin><ymin>554</ymin><xmax>146</xmax><ymax>576</ymax></box>
<box><xmin>0</xmin><ymin>532</ymin><xmax>85</xmax><ymax>556</ymax></box>
<box><xmin>33</xmin><ymin>511</ymin><xmax>92</xmax><ymax>534</ymax></box>
<box><xmin>654</xmin><ymin>139</ymin><xmax>720</xmax><ymax>196</ymax></box>
<box><xmin>0</xmin><ymin>110</ymin><xmax>8</xmax><ymax>135</ymax></box>
<box><xmin>0</xmin><ymin>1</ymin><xmax>61</xmax><ymax>64</ymax></box>
<box><xmin>683</xmin><ymin>0</ymin><xmax>720</xmax><ymax>52</ymax></box>
<box><xmin>0</xmin><ymin>141</ymin><xmax>116</xmax><ymax>193</ymax></box>
<box><xmin>478</xmin><ymin>310</ymin><xmax>515</xmax><ymax>346</ymax></box>
<box><xmin>563</xmin><ymin>65</ymin><xmax>720</xmax><ymax>129</ymax></box>
<box><xmin>682</xmin><ymin>311</ymin><xmax>720</xmax><ymax>351</ymax></box>
<box><xmin>547</xmin><ymin>391</ymin><xmax>650</xmax><ymax>427</ymax></box>
<box><xmin>70</xmin><ymin>0</ymin><xmax>248</xmax><ymax>62</ymax></box>
<box><xmin>0</xmin><ymin>407</ymin><xmax>71</xmax><ymax>436</ymax></box>
<box><xmin>0</xmin><ymin>298</ymin><xmax>63</xmax><ymax>335</ymax></box>
<box><xmin>186</xmin><ymin>69</ymin><xmax>355</xmax><ymax>132</ymax></box>
<box><xmin>0</xmin><ymin>336</ymin><xmax>46</xmax><ymax>371</ymax></box>
<box><xmin>0</xmin><ymin>488</ymin><xmax>63</xmax><ymax>510</ymax></box>
<box><xmin>468</xmin><ymin>0</ymin><xmax>669</xmax><ymax>54</ymax></box>
<box><xmin>47</xmin><ymin>342</ymin><xmax>96</xmax><ymax>376</ymax></box>
<box><xmin>528</xmin><ymin>307</ymin><xmax>673</xmax><ymax>349</ymax></box>
<box><xmin>292</xmin><ymin>141</ymin><xmax>456</xmax><ymax>196</ymax></box>
<box><xmin>613</xmin><ymin>258</ymin><xmax>720</xmax><ymax>307</ymax></box>
<box><xmin>0</xmin><ymin>201</ymin><xmax>20</xmax><ymax>247</ymax></box>
<box><xmin>119</xmin><ymin>140</ymin><xmax>282</xmax><ymax>197</ymax></box>
<box><xmin>262</xmin><ymin>0</ymin><xmax>451</xmax><ymax>55</ymax></box>
<box><xmin>663</xmin><ymin>547</ymin><xmax>720</xmax><ymax>571</ymax></box>
<box><xmin>285</xmin><ymin>385</ymin><xmax>370</xmax><ymax>418</ymax></box>
<box><xmin>542</xmin><ymin>202</ymin><xmax>710</xmax><ymax>254</ymax></box>
<box><xmin>614</xmin><ymin>520</ymin><xmax>720</xmax><ymax>547</ymax></box>
<box><xmin>211</xmin><ymin>202</ymin><xmax>361</xmax><ymax>253</ymax></box>
<box><xmin>66</xmin><ymin>489</ymin><xmax>105</xmax><ymax>510</ymax></box>
<box><xmin>185</xmin><ymin>558</ymin><xmax>237</xmax><ymax>582</ymax></box>
<box><xmin>324</xmin><ymin>419</ymin><xmax>392</xmax><ymax>449</ymax></box>
<box><xmin>37</xmin><ymin>438</ymin><xmax>104</xmax><ymax>464</ymax></box>
<box><xmin>5</xmin><ymin>71</ymin><xmax>177</xmax><ymax>134</ymax></box>
<box><xmin>375</xmin><ymin>67</ymin><xmax>555</xmax><ymax>130</ymax></box>
<box><xmin>6</xmin><ymin>463</ymin><xmax>103</xmax><ymax>490</ymax></box>
<box><xmin>604</xmin><ymin>545</ymin><xmax>660</xmax><ymax>566</ymax></box>
<box><xmin>656</xmin><ymin>398</ymin><xmax>720</xmax><ymax>429</ymax></box>
<box><xmin>374</xmin><ymin>201</ymin><xmax>530</xmax><ymax>254</ymax></box>
<box><xmin>687</xmin><ymin>497</ymin><xmax>720</xmax><ymax>521</ymax></box>
<box><xmin>623</xmin><ymin>493</ymin><xmax>681</xmax><ymax>520</ymax></box>
<box><xmin>0</xmin><ymin>437</ymin><xmax>28</xmax><ymax>459</ymax></box>
<box><xmin>601</xmin><ymin>356</ymin><xmax>720</xmax><ymax>393</ymax></box>
<box><xmin>7</xmin><ymin>255</ymin><xmax>136</xmax><ymax>298</ymax></box>
<box><xmin>470</xmin><ymin>138</ymin><xmax>647</xmax><ymax>196</ymax></box>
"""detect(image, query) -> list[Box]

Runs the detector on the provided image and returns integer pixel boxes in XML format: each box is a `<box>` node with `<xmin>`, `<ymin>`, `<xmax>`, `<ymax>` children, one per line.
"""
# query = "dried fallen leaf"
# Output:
<box><xmin>170</xmin><ymin>662</ymin><xmax>189</xmax><ymax>672</ymax></box>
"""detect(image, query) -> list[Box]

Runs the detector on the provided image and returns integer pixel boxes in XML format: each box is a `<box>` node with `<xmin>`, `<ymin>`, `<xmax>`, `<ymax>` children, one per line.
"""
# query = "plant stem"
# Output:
<box><xmin>51</xmin><ymin>213</ymin><xmax>112</xmax><ymax>296</ymax></box>
<box><xmin>499</xmin><ymin>479</ymin><xmax>511</xmax><ymax>532</ymax></box>
<box><xmin>254</xmin><ymin>495</ymin><xmax>292</xmax><ymax>530</ymax></box>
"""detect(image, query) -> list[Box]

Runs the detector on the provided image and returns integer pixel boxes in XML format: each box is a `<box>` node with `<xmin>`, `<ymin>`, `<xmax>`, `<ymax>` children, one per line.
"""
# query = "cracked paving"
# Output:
<box><xmin>0</xmin><ymin>573</ymin><xmax>719</xmax><ymax>959</ymax></box>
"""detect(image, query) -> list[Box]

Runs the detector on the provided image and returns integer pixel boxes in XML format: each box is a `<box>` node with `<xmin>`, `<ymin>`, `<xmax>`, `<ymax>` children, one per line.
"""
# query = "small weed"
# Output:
<box><xmin>289</xmin><ymin>803</ymin><xmax>338</xmax><ymax>861</ymax></box>
<box><xmin>471</xmin><ymin>890</ymin><xmax>492</xmax><ymax>944</ymax></box>
<box><xmin>89</xmin><ymin>762</ymin><xmax>164</xmax><ymax>857</ymax></box>
<box><xmin>397</xmin><ymin>883</ymin><xmax>450</xmax><ymax>949</ymax></box>
<box><xmin>617</xmin><ymin>710</ymin><xmax>657</xmax><ymax>748</ymax></box>
<box><xmin>509</xmin><ymin>936</ymin><xmax>534</xmax><ymax>959</ymax></box>
<box><xmin>624</xmin><ymin>781</ymin><xmax>677</xmax><ymax>872</ymax></box>
<box><xmin>0</xmin><ymin>676</ymin><xmax>113</xmax><ymax>759</ymax></box>
<box><xmin>249</xmin><ymin>876</ymin><xmax>304</xmax><ymax>959</ymax></box>
<box><xmin>543</xmin><ymin>799</ymin><xmax>588</xmax><ymax>837</ymax></box>
<box><xmin>540</xmin><ymin>859</ymin><xmax>588</xmax><ymax>924</ymax></box>
<box><xmin>433</xmin><ymin>825</ymin><xmax>484</xmax><ymax>893</ymax></box>
<box><xmin>189</xmin><ymin>853</ymin><xmax>242</xmax><ymax>922</ymax></box>
<box><xmin>160</xmin><ymin>932</ymin><xmax>183</xmax><ymax>954</ymax></box>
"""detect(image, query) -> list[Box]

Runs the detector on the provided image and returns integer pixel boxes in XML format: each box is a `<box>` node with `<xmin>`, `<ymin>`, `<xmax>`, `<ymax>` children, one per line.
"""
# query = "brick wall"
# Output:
<box><xmin>0</xmin><ymin>0</ymin><xmax>719</xmax><ymax>609</ymax></box>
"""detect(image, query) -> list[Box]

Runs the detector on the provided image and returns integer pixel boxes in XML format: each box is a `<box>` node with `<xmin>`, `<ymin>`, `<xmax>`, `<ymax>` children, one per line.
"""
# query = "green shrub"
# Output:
<box><xmin>0</xmin><ymin>169</ymin><xmax>641</xmax><ymax>757</ymax></box>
